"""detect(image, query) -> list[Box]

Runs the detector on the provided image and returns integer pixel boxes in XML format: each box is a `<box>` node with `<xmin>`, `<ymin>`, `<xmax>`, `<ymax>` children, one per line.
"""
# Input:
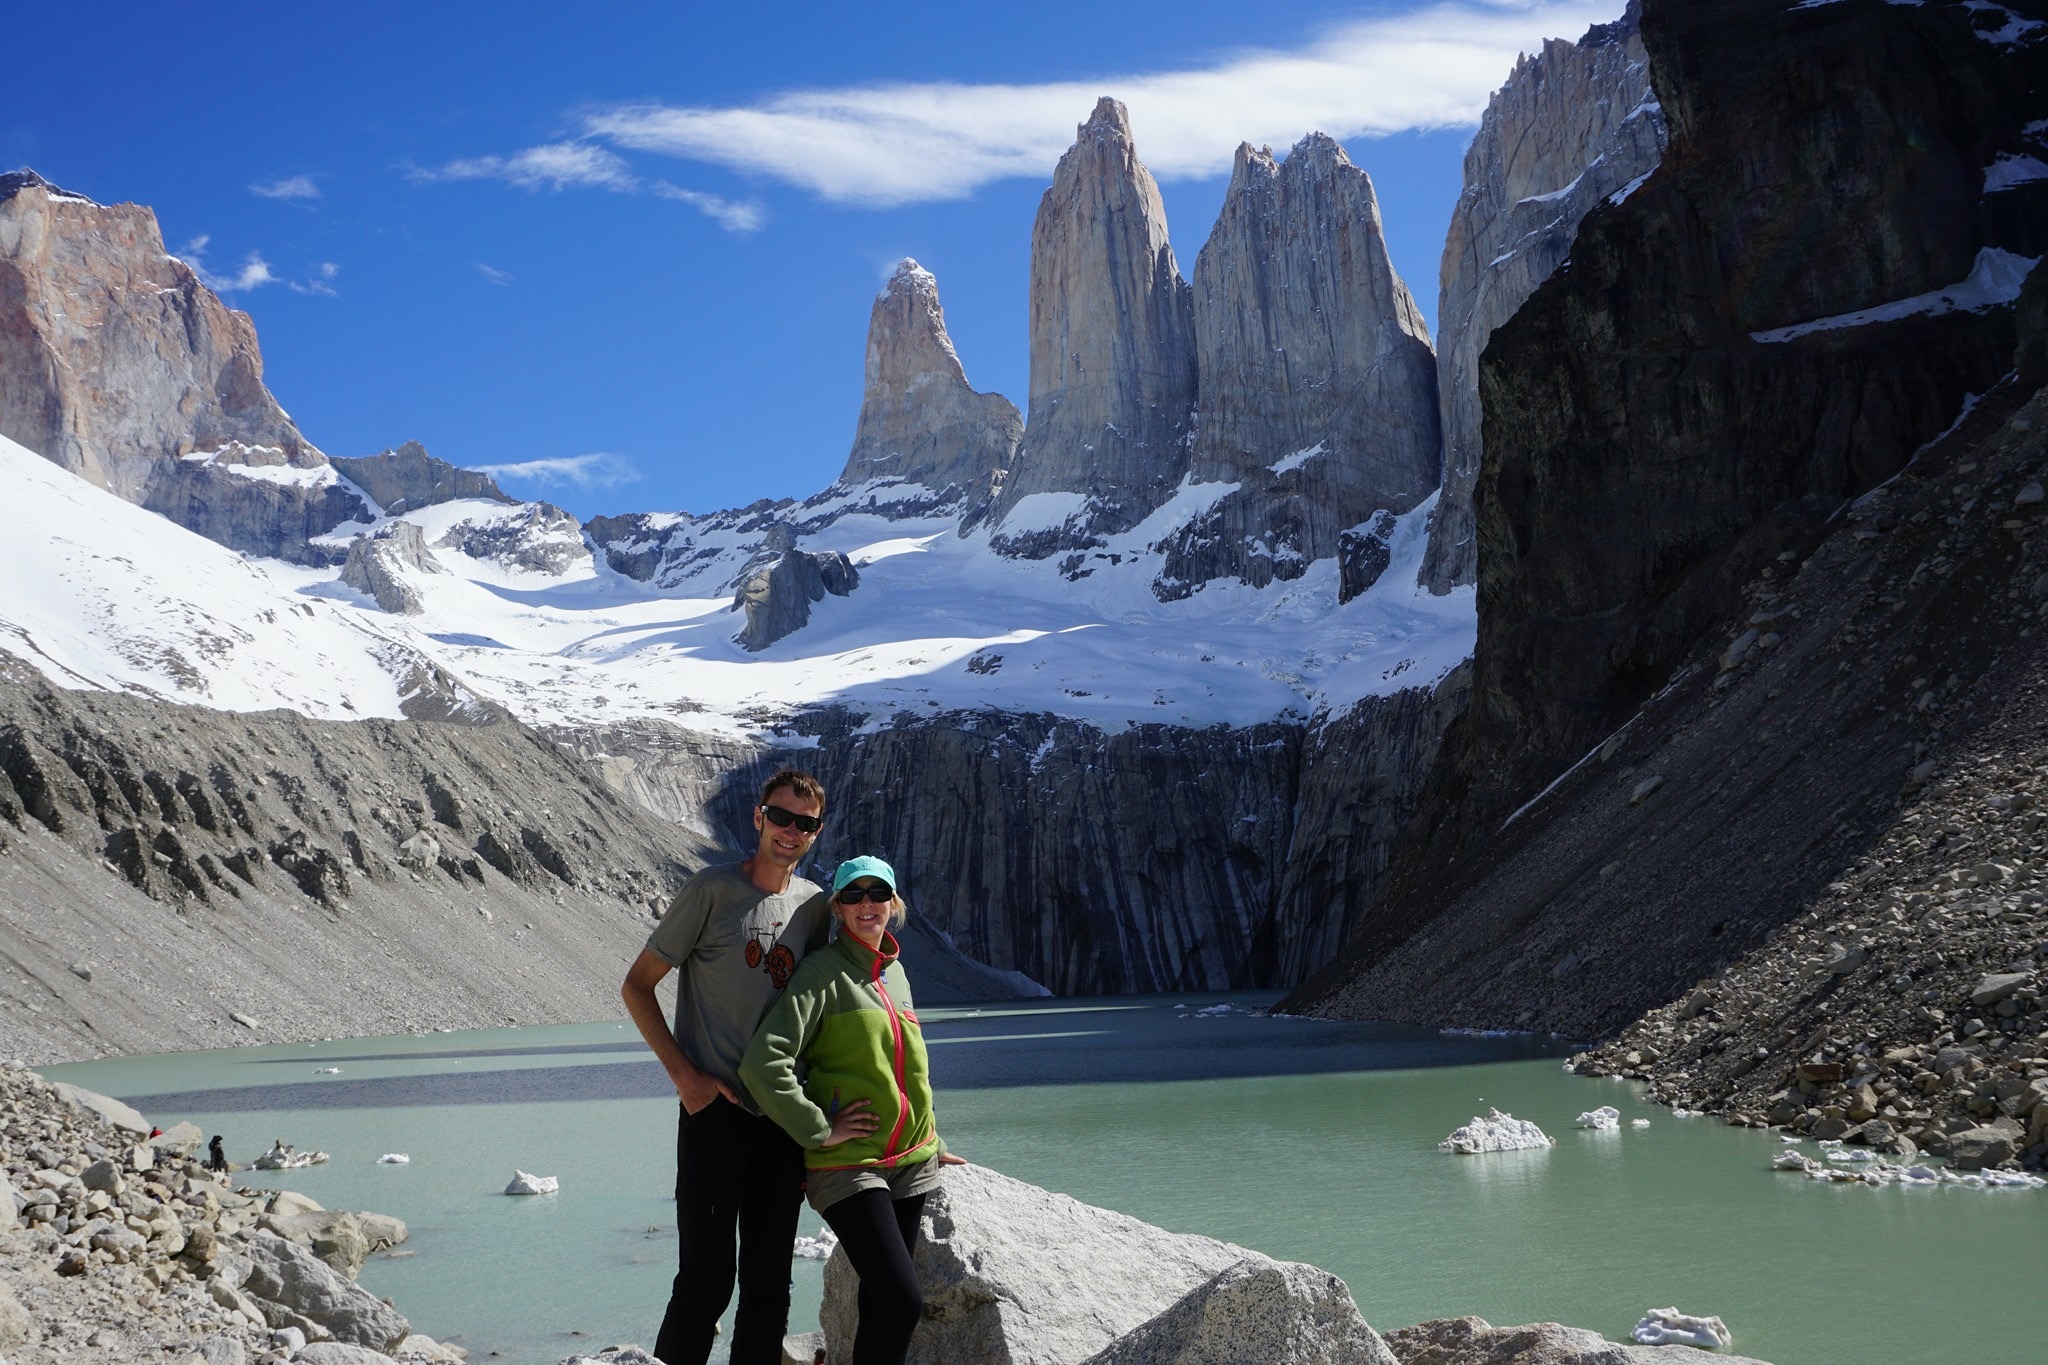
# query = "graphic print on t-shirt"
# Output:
<box><xmin>743</xmin><ymin>920</ymin><xmax>797</xmax><ymax>988</ymax></box>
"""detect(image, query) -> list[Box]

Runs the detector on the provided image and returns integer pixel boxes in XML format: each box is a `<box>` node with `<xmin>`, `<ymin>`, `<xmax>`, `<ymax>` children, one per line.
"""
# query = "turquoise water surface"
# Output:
<box><xmin>48</xmin><ymin>995</ymin><xmax>2047</xmax><ymax>1365</ymax></box>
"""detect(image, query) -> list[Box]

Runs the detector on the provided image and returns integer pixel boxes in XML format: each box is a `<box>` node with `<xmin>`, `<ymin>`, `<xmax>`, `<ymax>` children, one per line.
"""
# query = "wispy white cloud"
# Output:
<box><xmin>580</xmin><ymin>0</ymin><xmax>1617</xmax><ymax>206</ymax></box>
<box><xmin>472</xmin><ymin>452</ymin><xmax>639</xmax><ymax>490</ymax></box>
<box><xmin>251</xmin><ymin>174</ymin><xmax>321</xmax><ymax>201</ymax></box>
<box><xmin>474</xmin><ymin>262</ymin><xmax>516</xmax><ymax>286</ymax></box>
<box><xmin>289</xmin><ymin>261</ymin><xmax>340</xmax><ymax>296</ymax></box>
<box><xmin>653</xmin><ymin>181</ymin><xmax>767</xmax><ymax>233</ymax></box>
<box><xmin>177</xmin><ymin>235</ymin><xmax>281</xmax><ymax>292</ymax></box>
<box><xmin>412</xmin><ymin>141</ymin><xmax>638</xmax><ymax>192</ymax></box>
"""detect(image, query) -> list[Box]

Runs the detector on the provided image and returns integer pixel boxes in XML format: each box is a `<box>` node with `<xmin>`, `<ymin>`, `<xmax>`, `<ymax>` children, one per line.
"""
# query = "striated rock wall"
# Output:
<box><xmin>839</xmin><ymin>259</ymin><xmax>1020</xmax><ymax>503</ymax></box>
<box><xmin>0</xmin><ymin>656</ymin><xmax>707</xmax><ymax>1063</ymax></box>
<box><xmin>1161</xmin><ymin>135</ymin><xmax>1439</xmax><ymax>598</ymax></box>
<box><xmin>1286</xmin><ymin>0</ymin><xmax>2048</xmax><ymax>1035</ymax></box>
<box><xmin>0</xmin><ymin>171</ymin><xmax>369</xmax><ymax>562</ymax></box>
<box><xmin>1419</xmin><ymin>1</ymin><xmax>1665</xmax><ymax>594</ymax></box>
<box><xmin>992</xmin><ymin>98</ymin><xmax>1197</xmax><ymax>553</ymax></box>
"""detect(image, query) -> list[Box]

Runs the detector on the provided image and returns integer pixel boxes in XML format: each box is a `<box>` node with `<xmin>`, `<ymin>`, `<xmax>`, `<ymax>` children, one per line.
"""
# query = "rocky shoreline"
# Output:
<box><xmin>1570</xmin><ymin>639</ymin><xmax>2048</xmax><ymax>1172</ymax></box>
<box><xmin>0</xmin><ymin>1061</ymin><xmax>466</xmax><ymax>1363</ymax></box>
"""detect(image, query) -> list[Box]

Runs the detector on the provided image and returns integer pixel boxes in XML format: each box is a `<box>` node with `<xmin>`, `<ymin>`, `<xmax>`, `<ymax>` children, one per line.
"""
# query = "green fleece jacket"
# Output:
<box><xmin>740</xmin><ymin>929</ymin><xmax>941</xmax><ymax>1171</ymax></box>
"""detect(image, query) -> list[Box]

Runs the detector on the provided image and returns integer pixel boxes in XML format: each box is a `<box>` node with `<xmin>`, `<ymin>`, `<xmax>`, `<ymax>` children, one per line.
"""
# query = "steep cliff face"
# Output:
<box><xmin>1289</xmin><ymin>0</ymin><xmax>2048</xmax><ymax>1031</ymax></box>
<box><xmin>991</xmin><ymin>99</ymin><xmax>1197</xmax><ymax>555</ymax></box>
<box><xmin>0</xmin><ymin>170</ymin><xmax>369</xmax><ymax>562</ymax></box>
<box><xmin>330</xmin><ymin>439</ymin><xmax>510</xmax><ymax>514</ymax></box>
<box><xmin>1156</xmin><ymin>136</ymin><xmax>1440</xmax><ymax>599</ymax></box>
<box><xmin>839</xmin><ymin>259</ymin><xmax>1021</xmax><ymax>503</ymax></box>
<box><xmin>0</xmin><ymin>654</ymin><xmax>705</xmax><ymax>1062</ymax></box>
<box><xmin>1418</xmin><ymin>1</ymin><xmax>1666</xmax><ymax>594</ymax></box>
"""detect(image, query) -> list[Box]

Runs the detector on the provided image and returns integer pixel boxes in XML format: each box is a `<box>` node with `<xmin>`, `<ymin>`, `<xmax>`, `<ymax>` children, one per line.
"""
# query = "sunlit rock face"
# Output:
<box><xmin>0</xmin><ymin>169</ymin><xmax>371</xmax><ymax>562</ymax></box>
<box><xmin>1419</xmin><ymin>0</ymin><xmax>1666</xmax><ymax>594</ymax></box>
<box><xmin>1157</xmin><ymin>134</ymin><xmax>1439</xmax><ymax>600</ymax></box>
<box><xmin>839</xmin><ymin>258</ymin><xmax>1020</xmax><ymax>506</ymax></box>
<box><xmin>991</xmin><ymin>97</ymin><xmax>1197</xmax><ymax>556</ymax></box>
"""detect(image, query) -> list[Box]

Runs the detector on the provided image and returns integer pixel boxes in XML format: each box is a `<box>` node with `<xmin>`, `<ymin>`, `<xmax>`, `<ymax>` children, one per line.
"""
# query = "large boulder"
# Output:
<box><xmin>821</xmin><ymin>1163</ymin><xmax>1392</xmax><ymax>1364</ymax></box>
<box><xmin>241</xmin><ymin>1231</ymin><xmax>410</xmax><ymax>1349</ymax></box>
<box><xmin>731</xmin><ymin>549</ymin><xmax>859</xmax><ymax>651</ymax></box>
<box><xmin>340</xmin><ymin>520</ymin><xmax>443</xmax><ymax>615</ymax></box>
<box><xmin>49</xmin><ymin>1079</ymin><xmax>150</xmax><ymax>1135</ymax></box>
<box><xmin>1384</xmin><ymin>1315</ymin><xmax>1774</xmax><ymax>1364</ymax></box>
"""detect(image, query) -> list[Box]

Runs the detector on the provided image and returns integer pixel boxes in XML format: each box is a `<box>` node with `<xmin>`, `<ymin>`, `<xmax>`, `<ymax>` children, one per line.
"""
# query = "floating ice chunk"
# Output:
<box><xmin>793</xmin><ymin>1227</ymin><xmax>839</xmax><ymax>1260</ymax></box>
<box><xmin>1780</xmin><ymin>1135</ymin><xmax>1805</xmax><ymax>1143</ymax></box>
<box><xmin>313</xmin><ymin>1067</ymin><xmax>340</xmax><ymax>1075</ymax></box>
<box><xmin>504</xmin><ymin>1169</ymin><xmax>558</xmax><ymax>1195</ymax></box>
<box><xmin>1773</xmin><ymin>1151</ymin><xmax>1820</xmax><ymax>1172</ymax></box>
<box><xmin>1632</xmin><ymin>1307</ymin><xmax>1732</xmax><ymax>1349</ymax></box>
<box><xmin>377</xmin><ymin>1154</ymin><xmax>410</xmax><ymax>1164</ymax></box>
<box><xmin>253</xmin><ymin>1140</ymin><xmax>329</xmax><ymax>1170</ymax></box>
<box><xmin>1576</xmin><ymin>1106</ymin><xmax>1621</xmax><ymax>1130</ymax></box>
<box><xmin>1979</xmin><ymin>1168</ymin><xmax>2048</xmax><ymax>1188</ymax></box>
<box><xmin>1819</xmin><ymin>1141</ymin><xmax>1879</xmax><ymax>1163</ymax></box>
<box><xmin>1898</xmin><ymin>1164</ymin><xmax>1943</xmax><ymax>1183</ymax></box>
<box><xmin>1671</xmin><ymin>1108</ymin><xmax>1704</xmax><ymax>1118</ymax></box>
<box><xmin>1630</xmin><ymin>1119</ymin><xmax>1651</xmax><ymax>1129</ymax></box>
<box><xmin>1439</xmin><ymin>1108</ymin><xmax>1554</xmax><ymax>1154</ymax></box>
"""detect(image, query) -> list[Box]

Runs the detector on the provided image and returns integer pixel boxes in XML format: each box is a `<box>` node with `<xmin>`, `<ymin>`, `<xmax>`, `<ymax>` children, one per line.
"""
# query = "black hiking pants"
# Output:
<box><xmin>819</xmin><ymin>1188</ymin><xmax>929</xmax><ymax>1365</ymax></box>
<box><xmin>655</xmin><ymin>1098</ymin><xmax>805</xmax><ymax>1365</ymax></box>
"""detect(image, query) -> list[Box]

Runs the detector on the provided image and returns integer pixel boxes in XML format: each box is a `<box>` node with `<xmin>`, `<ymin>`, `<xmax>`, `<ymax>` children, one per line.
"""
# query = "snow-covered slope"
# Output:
<box><xmin>1</xmin><ymin>432</ymin><xmax>1473</xmax><ymax>740</ymax></box>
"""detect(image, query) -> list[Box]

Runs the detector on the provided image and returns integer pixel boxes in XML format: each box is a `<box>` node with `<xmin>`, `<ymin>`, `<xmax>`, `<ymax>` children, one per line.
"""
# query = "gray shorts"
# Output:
<box><xmin>805</xmin><ymin>1152</ymin><xmax>943</xmax><ymax>1214</ymax></box>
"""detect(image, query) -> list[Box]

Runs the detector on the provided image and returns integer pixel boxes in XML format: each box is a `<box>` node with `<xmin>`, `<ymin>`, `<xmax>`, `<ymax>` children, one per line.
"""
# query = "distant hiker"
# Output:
<box><xmin>621</xmin><ymin>768</ymin><xmax>835</xmax><ymax>1365</ymax></box>
<box><xmin>743</xmin><ymin>855</ymin><xmax>965</xmax><ymax>1365</ymax></box>
<box><xmin>206</xmin><ymin>1135</ymin><xmax>227</xmax><ymax>1172</ymax></box>
<box><xmin>148</xmin><ymin>1126</ymin><xmax>162</xmax><ymax>1140</ymax></box>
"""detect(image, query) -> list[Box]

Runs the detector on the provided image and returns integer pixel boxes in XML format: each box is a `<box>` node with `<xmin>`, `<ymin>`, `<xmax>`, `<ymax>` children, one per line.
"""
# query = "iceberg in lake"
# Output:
<box><xmin>1632</xmin><ymin>1307</ymin><xmax>1732</xmax><ymax>1348</ymax></box>
<box><xmin>1575</xmin><ymin>1106</ymin><xmax>1621</xmax><ymax>1131</ymax></box>
<box><xmin>252</xmin><ymin>1140</ymin><xmax>329</xmax><ymax>1170</ymax></box>
<box><xmin>505</xmin><ymin>1169</ymin><xmax>559</xmax><ymax>1195</ymax></box>
<box><xmin>1438</xmin><ymin>1109</ymin><xmax>1553</xmax><ymax>1154</ymax></box>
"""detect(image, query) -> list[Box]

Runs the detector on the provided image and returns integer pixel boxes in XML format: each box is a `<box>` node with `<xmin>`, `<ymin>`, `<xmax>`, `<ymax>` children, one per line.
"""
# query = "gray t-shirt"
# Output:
<box><xmin>646</xmin><ymin>862</ymin><xmax>831</xmax><ymax>1114</ymax></box>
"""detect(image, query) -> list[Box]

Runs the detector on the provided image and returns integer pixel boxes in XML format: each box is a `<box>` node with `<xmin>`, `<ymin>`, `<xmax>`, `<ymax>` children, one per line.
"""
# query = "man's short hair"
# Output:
<box><xmin>759</xmin><ymin>768</ymin><xmax>827</xmax><ymax>816</ymax></box>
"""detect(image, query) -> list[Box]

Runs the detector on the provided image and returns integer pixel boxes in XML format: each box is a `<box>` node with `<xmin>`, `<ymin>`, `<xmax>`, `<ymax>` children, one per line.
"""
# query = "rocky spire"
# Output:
<box><xmin>839</xmin><ymin>258</ymin><xmax>1021</xmax><ymax>499</ymax></box>
<box><xmin>0</xmin><ymin>168</ymin><xmax>367</xmax><ymax>563</ymax></box>
<box><xmin>992</xmin><ymin>98</ymin><xmax>1197</xmax><ymax>555</ymax></box>
<box><xmin>1418</xmin><ymin>0</ymin><xmax>1665</xmax><ymax>593</ymax></box>
<box><xmin>1157</xmin><ymin>134</ymin><xmax>1440</xmax><ymax>599</ymax></box>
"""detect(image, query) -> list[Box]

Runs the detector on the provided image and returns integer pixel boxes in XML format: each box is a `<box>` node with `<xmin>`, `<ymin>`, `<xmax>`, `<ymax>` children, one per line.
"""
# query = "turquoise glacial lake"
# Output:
<box><xmin>47</xmin><ymin>995</ymin><xmax>2047</xmax><ymax>1365</ymax></box>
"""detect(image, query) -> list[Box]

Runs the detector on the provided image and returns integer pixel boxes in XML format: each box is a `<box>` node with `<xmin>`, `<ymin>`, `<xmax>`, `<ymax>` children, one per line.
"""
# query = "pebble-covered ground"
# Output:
<box><xmin>0</xmin><ymin>1060</ymin><xmax>466</xmax><ymax>1364</ymax></box>
<box><xmin>1572</xmin><ymin>715</ymin><xmax>2048</xmax><ymax>1172</ymax></box>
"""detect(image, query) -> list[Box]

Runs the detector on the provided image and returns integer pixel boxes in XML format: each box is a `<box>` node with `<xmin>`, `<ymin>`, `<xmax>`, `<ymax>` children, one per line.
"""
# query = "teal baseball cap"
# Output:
<box><xmin>832</xmin><ymin>855</ymin><xmax>897</xmax><ymax>893</ymax></box>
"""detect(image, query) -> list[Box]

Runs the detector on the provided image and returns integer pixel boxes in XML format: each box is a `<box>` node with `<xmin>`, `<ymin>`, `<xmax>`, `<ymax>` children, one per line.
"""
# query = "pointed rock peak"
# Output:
<box><xmin>0</xmin><ymin>167</ymin><xmax>95</xmax><ymax>205</ymax></box>
<box><xmin>1080</xmin><ymin>97</ymin><xmax>1134</xmax><ymax>142</ymax></box>
<box><xmin>881</xmin><ymin>256</ymin><xmax>935</xmax><ymax>298</ymax></box>
<box><xmin>1230</xmin><ymin>143</ymin><xmax>1278</xmax><ymax>185</ymax></box>
<box><xmin>1287</xmin><ymin>132</ymin><xmax>1350</xmax><ymax>169</ymax></box>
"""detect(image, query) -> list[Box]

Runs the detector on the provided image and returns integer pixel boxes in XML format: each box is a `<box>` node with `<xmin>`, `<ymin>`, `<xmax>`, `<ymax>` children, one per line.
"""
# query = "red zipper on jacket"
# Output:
<box><xmin>867</xmin><ymin>933</ymin><xmax>911</xmax><ymax>1164</ymax></box>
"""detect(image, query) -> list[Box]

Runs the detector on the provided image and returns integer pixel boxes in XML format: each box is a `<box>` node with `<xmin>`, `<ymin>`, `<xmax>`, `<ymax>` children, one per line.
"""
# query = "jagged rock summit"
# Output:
<box><xmin>840</xmin><ymin>258</ymin><xmax>1021</xmax><ymax>504</ymax></box>
<box><xmin>1420</xmin><ymin>0</ymin><xmax>1665</xmax><ymax>593</ymax></box>
<box><xmin>330</xmin><ymin>439</ymin><xmax>510</xmax><ymax>515</ymax></box>
<box><xmin>1159</xmin><ymin>132</ymin><xmax>1440</xmax><ymax>599</ymax></box>
<box><xmin>0</xmin><ymin>167</ymin><xmax>376</xmax><ymax>563</ymax></box>
<box><xmin>992</xmin><ymin>97</ymin><xmax>1197</xmax><ymax>554</ymax></box>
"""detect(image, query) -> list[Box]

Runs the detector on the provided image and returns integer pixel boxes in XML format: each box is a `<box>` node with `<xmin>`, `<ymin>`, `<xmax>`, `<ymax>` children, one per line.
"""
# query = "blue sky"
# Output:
<box><xmin>8</xmin><ymin>1</ymin><xmax>1618</xmax><ymax>519</ymax></box>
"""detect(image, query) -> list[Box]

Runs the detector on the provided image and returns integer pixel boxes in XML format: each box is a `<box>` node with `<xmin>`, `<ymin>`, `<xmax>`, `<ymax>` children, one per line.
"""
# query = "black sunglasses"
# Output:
<box><xmin>760</xmin><ymin>804</ymin><xmax>822</xmax><ymax>835</ymax></box>
<box><xmin>835</xmin><ymin>884</ymin><xmax>895</xmax><ymax>904</ymax></box>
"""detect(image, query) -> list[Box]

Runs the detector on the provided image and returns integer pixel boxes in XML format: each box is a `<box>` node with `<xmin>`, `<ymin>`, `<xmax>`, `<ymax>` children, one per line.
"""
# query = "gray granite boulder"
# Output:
<box><xmin>341</xmin><ymin>520</ymin><xmax>443</xmax><ymax>615</ymax></box>
<box><xmin>241</xmin><ymin>1231</ymin><xmax>410</xmax><ymax>1348</ymax></box>
<box><xmin>822</xmin><ymin>1163</ymin><xmax>1390</xmax><ymax>1365</ymax></box>
<box><xmin>731</xmin><ymin>549</ymin><xmax>859</xmax><ymax>651</ymax></box>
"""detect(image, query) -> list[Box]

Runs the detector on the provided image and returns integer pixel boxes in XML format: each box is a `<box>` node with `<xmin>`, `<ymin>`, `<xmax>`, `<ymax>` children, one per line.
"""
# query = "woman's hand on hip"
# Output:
<box><xmin>820</xmin><ymin>1097</ymin><xmax>878</xmax><ymax>1147</ymax></box>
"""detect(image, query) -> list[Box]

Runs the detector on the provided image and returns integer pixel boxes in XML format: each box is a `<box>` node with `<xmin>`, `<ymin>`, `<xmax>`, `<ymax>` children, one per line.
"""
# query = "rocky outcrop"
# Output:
<box><xmin>433</xmin><ymin>501</ymin><xmax>588</xmax><ymax>576</ymax></box>
<box><xmin>329</xmin><ymin>440</ymin><xmax>510</xmax><ymax>514</ymax></box>
<box><xmin>819</xmin><ymin>1163</ymin><xmax>1397</xmax><ymax>1365</ymax></box>
<box><xmin>730</xmin><ymin>549</ymin><xmax>859</xmax><ymax>651</ymax></box>
<box><xmin>839</xmin><ymin>259</ymin><xmax>1021</xmax><ymax>503</ymax></box>
<box><xmin>1419</xmin><ymin>2</ymin><xmax>1665</xmax><ymax>593</ymax></box>
<box><xmin>0</xmin><ymin>170</ymin><xmax>369</xmax><ymax>563</ymax></box>
<box><xmin>340</xmin><ymin>521</ymin><xmax>442</xmax><ymax>615</ymax></box>
<box><xmin>0</xmin><ymin>654</ymin><xmax>704</xmax><ymax>1063</ymax></box>
<box><xmin>991</xmin><ymin>99</ymin><xmax>1197</xmax><ymax>553</ymax></box>
<box><xmin>1385</xmin><ymin>1316</ymin><xmax>1772</xmax><ymax>1365</ymax></box>
<box><xmin>1157</xmin><ymin>135</ymin><xmax>1439</xmax><ymax>598</ymax></box>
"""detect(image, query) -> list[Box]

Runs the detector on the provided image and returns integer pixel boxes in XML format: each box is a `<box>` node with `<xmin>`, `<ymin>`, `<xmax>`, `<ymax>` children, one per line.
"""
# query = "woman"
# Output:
<box><xmin>740</xmin><ymin>855</ymin><xmax>962</xmax><ymax>1365</ymax></box>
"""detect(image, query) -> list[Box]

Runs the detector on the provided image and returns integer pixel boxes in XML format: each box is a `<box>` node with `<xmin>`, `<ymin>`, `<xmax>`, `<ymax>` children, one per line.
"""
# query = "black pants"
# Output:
<box><xmin>655</xmin><ymin>1099</ymin><xmax>805</xmax><ymax>1365</ymax></box>
<box><xmin>820</xmin><ymin>1188</ymin><xmax>928</xmax><ymax>1365</ymax></box>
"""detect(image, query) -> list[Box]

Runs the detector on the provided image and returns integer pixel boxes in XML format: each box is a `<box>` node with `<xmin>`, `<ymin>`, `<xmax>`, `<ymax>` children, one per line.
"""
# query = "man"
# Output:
<box><xmin>623</xmin><ymin>768</ymin><xmax>835</xmax><ymax>1365</ymax></box>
